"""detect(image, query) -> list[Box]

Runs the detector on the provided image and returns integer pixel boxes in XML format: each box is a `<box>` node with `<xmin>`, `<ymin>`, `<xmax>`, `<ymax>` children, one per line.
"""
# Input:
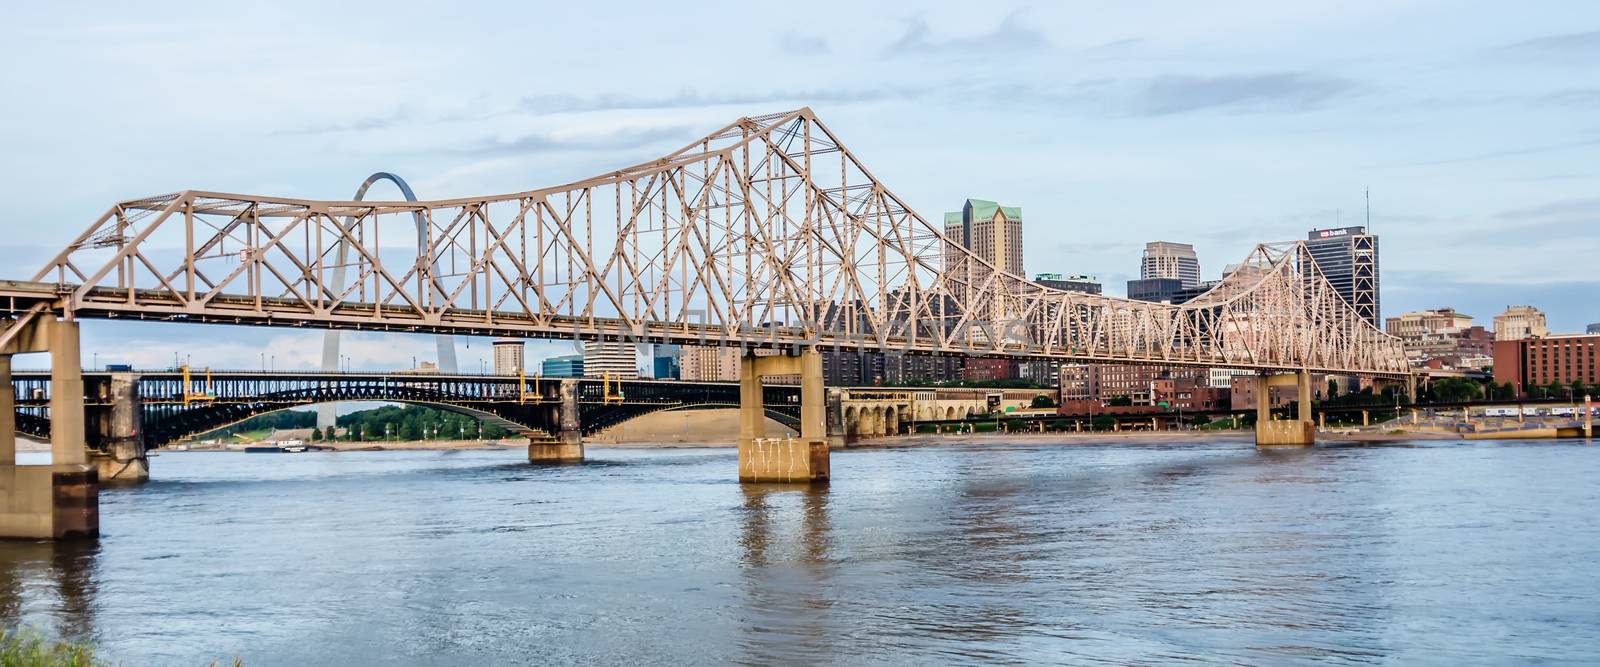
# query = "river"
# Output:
<box><xmin>2</xmin><ymin>438</ymin><xmax>1598</xmax><ymax>664</ymax></box>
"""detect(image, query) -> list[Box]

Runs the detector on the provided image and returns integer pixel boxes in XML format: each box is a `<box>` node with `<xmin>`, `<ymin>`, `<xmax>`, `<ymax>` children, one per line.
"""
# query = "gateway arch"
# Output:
<box><xmin>316</xmin><ymin>172</ymin><xmax>458</xmax><ymax>430</ymax></box>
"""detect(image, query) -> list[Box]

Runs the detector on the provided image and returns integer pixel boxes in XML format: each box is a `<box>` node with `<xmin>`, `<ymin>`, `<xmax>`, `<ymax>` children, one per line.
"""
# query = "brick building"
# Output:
<box><xmin>1492</xmin><ymin>333</ymin><xmax>1600</xmax><ymax>397</ymax></box>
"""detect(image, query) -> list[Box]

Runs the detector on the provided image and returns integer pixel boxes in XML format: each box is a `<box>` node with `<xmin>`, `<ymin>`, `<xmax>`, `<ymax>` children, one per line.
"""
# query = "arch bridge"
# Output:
<box><xmin>9</xmin><ymin>370</ymin><xmax>804</xmax><ymax>459</ymax></box>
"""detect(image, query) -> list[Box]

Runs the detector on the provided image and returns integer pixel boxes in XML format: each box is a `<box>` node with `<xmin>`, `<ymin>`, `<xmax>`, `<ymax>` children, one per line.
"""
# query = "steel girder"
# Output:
<box><xmin>23</xmin><ymin>108</ymin><xmax>1408</xmax><ymax>377</ymax></box>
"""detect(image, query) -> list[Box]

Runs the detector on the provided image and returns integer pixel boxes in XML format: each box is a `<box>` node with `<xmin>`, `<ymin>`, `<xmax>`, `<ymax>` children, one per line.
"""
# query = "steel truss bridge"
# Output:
<box><xmin>3</xmin><ymin>107</ymin><xmax>1405</xmax><ymax>378</ymax></box>
<box><xmin>10</xmin><ymin>370</ymin><xmax>803</xmax><ymax>450</ymax></box>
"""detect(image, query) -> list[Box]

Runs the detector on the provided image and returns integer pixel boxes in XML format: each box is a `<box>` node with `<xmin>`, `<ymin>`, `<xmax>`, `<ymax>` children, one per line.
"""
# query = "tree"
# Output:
<box><xmin>1327</xmin><ymin>378</ymin><xmax>1340</xmax><ymax>398</ymax></box>
<box><xmin>1092</xmin><ymin>415</ymin><xmax>1116</xmax><ymax>431</ymax></box>
<box><xmin>1190</xmin><ymin>414</ymin><xmax>1212</xmax><ymax>427</ymax></box>
<box><xmin>1108</xmin><ymin>396</ymin><xmax>1132</xmax><ymax>407</ymax></box>
<box><xmin>1427</xmin><ymin>377</ymin><xmax>1482</xmax><ymax>403</ymax></box>
<box><xmin>324</xmin><ymin>425</ymin><xmax>337</xmax><ymax>442</ymax></box>
<box><xmin>309</xmin><ymin>428</ymin><xmax>321</xmax><ymax>442</ymax></box>
<box><xmin>1050</xmin><ymin>419</ymin><xmax>1069</xmax><ymax>432</ymax></box>
<box><xmin>1004</xmin><ymin>418</ymin><xmax>1025</xmax><ymax>432</ymax></box>
<box><xmin>1030</xmin><ymin>394</ymin><xmax>1057</xmax><ymax>409</ymax></box>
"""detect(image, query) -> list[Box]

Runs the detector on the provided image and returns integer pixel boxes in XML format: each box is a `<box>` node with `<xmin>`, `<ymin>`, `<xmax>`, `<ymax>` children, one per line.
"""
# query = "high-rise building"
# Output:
<box><xmin>1494</xmin><ymin>305</ymin><xmax>1549</xmax><ymax>341</ymax></box>
<box><xmin>1140</xmin><ymin>241</ymin><xmax>1200</xmax><ymax>288</ymax></box>
<box><xmin>944</xmin><ymin>199</ymin><xmax>1024</xmax><ymax>277</ymax></box>
<box><xmin>883</xmin><ymin>353</ymin><xmax>964</xmax><ymax>385</ymax></box>
<box><xmin>652</xmin><ymin>344</ymin><xmax>680</xmax><ymax>380</ymax></box>
<box><xmin>541</xmin><ymin>354</ymin><xmax>584</xmax><ymax>377</ymax></box>
<box><xmin>680</xmin><ymin>345</ymin><xmax>741</xmax><ymax>382</ymax></box>
<box><xmin>491</xmin><ymin>338</ymin><xmax>524</xmax><ymax>376</ymax></box>
<box><xmin>1304</xmin><ymin>226</ymin><xmax>1379</xmax><ymax>327</ymax></box>
<box><xmin>582</xmin><ymin>340</ymin><xmax>639</xmax><ymax>379</ymax></box>
<box><xmin>822</xmin><ymin>349</ymin><xmax>885</xmax><ymax>386</ymax></box>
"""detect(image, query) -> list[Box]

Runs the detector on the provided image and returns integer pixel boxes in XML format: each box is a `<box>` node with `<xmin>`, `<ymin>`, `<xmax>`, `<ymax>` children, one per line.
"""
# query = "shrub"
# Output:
<box><xmin>0</xmin><ymin>628</ymin><xmax>98</xmax><ymax>667</ymax></box>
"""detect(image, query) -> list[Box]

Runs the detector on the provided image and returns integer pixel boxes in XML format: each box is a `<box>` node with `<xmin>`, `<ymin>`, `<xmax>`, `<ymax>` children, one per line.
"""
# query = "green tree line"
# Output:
<box><xmin>204</xmin><ymin>404</ymin><xmax>511</xmax><ymax>441</ymax></box>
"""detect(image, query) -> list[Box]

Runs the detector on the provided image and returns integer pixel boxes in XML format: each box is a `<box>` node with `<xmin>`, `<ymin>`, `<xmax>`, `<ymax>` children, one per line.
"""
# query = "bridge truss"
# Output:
<box><xmin>16</xmin><ymin>108</ymin><xmax>1406</xmax><ymax>377</ymax></box>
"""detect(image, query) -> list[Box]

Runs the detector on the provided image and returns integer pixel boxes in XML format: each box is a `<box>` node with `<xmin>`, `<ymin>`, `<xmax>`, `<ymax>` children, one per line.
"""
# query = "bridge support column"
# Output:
<box><xmin>91</xmin><ymin>373</ymin><xmax>147</xmax><ymax>482</ymax></box>
<box><xmin>530</xmin><ymin>379</ymin><xmax>583</xmax><ymax>463</ymax></box>
<box><xmin>0</xmin><ymin>318</ymin><xmax>98</xmax><ymax>540</ymax></box>
<box><xmin>1254</xmin><ymin>371</ymin><xmax>1314</xmax><ymax>447</ymax></box>
<box><xmin>738</xmin><ymin>349</ymin><xmax>827</xmax><ymax>483</ymax></box>
<box><xmin>0</xmin><ymin>356</ymin><xmax>12</xmax><ymax>468</ymax></box>
<box><xmin>1362</xmin><ymin>409</ymin><xmax>1370</xmax><ymax>426</ymax></box>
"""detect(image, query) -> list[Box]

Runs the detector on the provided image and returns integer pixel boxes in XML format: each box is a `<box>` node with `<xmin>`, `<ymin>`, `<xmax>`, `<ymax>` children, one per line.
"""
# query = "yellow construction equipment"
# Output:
<box><xmin>180</xmin><ymin>364</ymin><xmax>216</xmax><ymax>404</ymax></box>
<box><xmin>518</xmin><ymin>367</ymin><xmax>543</xmax><ymax>404</ymax></box>
<box><xmin>602</xmin><ymin>372</ymin><xmax>625</xmax><ymax>405</ymax></box>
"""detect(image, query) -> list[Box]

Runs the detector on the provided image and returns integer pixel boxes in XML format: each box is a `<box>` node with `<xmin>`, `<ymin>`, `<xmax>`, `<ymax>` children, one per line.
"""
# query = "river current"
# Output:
<box><xmin>2</xmin><ymin>438</ymin><xmax>1598</xmax><ymax>664</ymax></box>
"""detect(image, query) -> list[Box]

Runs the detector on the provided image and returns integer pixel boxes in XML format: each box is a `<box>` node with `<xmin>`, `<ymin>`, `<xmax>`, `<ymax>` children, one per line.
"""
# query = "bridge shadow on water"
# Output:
<box><xmin>0</xmin><ymin>539</ymin><xmax>100</xmax><ymax>645</ymax></box>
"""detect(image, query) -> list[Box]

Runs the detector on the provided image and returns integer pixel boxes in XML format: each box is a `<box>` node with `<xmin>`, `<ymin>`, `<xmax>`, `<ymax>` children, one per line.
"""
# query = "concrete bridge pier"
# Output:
<box><xmin>738</xmin><ymin>349</ymin><xmax>827</xmax><ymax>483</ymax></box>
<box><xmin>529</xmin><ymin>379</ymin><xmax>583</xmax><ymax>463</ymax></box>
<box><xmin>1255</xmin><ymin>370</ymin><xmax>1314</xmax><ymax>447</ymax></box>
<box><xmin>90</xmin><ymin>373</ymin><xmax>147</xmax><ymax>482</ymax></box>
<box><xmin>0</xmin><ymin>318</ymin><xmax>98</xmax><ymax>540</ymax></box>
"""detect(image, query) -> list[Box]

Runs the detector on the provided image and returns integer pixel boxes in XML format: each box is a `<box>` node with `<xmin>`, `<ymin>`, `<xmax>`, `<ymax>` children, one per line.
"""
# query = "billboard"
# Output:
<box><xmin>1309</xmin><ymin>226</ymin><xmax>1366</xmax><ymax>240</ymax></box>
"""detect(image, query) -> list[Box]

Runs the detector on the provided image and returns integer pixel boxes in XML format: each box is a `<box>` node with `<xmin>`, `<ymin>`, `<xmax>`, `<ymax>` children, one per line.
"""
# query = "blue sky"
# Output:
<box><xmin>2</xmin><ymin>1</ymin><xmax>1597</xmax><ymax>371</ymax></box>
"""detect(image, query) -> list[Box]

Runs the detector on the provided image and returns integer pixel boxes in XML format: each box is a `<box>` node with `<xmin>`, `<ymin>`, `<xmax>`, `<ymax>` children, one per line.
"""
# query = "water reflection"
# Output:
<box><xmin>737</xmin><ymin>483</ymin><xmax>834</xmax><ymax>663</ymax></box>
<box><xmin>1</xmin><ymin>443</ymin><xmax>1597</xmax><ymax>664</ymax></box>
<box><xmin>0</xmin><ymin>540</ymin><xmax>99</xmax><ymax>644</ymax></box>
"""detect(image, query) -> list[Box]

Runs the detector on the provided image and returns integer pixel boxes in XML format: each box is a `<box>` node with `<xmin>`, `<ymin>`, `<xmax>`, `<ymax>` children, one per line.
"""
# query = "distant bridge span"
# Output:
<box><xmin>9</xmin><ymin>370</ymin><xmax>805</xmax><ymax>451</ymax></box>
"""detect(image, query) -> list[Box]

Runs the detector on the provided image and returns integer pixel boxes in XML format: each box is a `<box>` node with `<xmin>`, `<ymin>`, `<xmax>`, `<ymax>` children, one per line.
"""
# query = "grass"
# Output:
<box><xmin>0</xmin><ymin>628</ymin><xmax>97</xmax><ymax>667</ymax></box>
<box><xmin>0</xmin><ymin>629</ymin><xmax>244</xmax><ymax>667</ymax></box>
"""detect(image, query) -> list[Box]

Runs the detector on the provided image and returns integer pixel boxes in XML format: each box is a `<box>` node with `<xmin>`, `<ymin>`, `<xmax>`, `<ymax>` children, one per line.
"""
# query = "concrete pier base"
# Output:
<box><xmin>1</xmin><ymin>317</ymin><xmax>100</xmax><ymax>539</ymax></box>
<box><xmin>738</xmin><ymin>437</ymin><xmax>829</xmax><ymax>483</ymax></box>
<box><xmin>1255</xmin><ymin>419</ymin><xmax>1315</xmax><ymax>447</ymax></box>
<box><xmin>528</xmin><ymin>437</ymin><xmax>583</xmax><ymax>463</ymax></box>
<box><xmin>738</xmin><ymin>349</ymin><xmax>828</xmax><ymax>484</ymax></box>
<box><xmin>0</xmin><ymin>465</ymin><xmax>99</xmax><ymax>540</ymax></box>
<box><xmin>90</xmin><ymin>451</ymin><xmax>148</xmax><ymax>479</ymax></box>
<box><xmin>91</xmin><ymin>451</ymin><xmax>149</xmax><ymax>482</ymax></box>
<box><xmin>1254</xmin><ymin>370</ymin><xmax>1316</xmax><ymax>448</ymax></box>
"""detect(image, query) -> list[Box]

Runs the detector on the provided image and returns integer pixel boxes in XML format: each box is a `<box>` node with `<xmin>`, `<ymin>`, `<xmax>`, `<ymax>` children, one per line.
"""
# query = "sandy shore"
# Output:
<box><xmin>603</xmin><ymin>428</ymin><xmax>1472</xmax><ymax>449</ymax></box>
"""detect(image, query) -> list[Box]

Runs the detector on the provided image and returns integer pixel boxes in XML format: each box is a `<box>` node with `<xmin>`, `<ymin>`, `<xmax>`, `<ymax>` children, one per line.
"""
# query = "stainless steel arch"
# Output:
<box><xmin>317</xmin><ymin>172</ymin><xmax>459</xmax><ymax>430</ymax></box>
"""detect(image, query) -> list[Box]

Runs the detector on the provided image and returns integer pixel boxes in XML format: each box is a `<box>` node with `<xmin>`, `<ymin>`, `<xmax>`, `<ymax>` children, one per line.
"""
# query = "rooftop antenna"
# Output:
<box><xmin>1365</xmin><ymin>188</ymin><xmax>1371</xmax><ymax>233</ymax></box>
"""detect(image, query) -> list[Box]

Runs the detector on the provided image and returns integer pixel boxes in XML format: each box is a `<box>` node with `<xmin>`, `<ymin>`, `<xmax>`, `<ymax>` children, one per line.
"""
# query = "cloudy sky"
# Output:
<box><xmin>2</xmin><ymin>1</ymin><xmax>1597</xmax><ymax>371</ymax></box>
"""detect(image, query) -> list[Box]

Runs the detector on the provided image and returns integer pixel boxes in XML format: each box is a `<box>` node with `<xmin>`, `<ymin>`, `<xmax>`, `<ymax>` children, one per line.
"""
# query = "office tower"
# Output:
<box><xmin>491</xmin><ymin>337</ymin><xmax>524</xmax><ymax>376</ymax></box>
<box><xmin>679</xmin><ymin>345</ymin><xmax>741</xmax><ymax>381</ymax></box>
<box><xmin>943</xmin><ymin>199</ymin><xmax>1024</xmax><ymax>277</ymax></box>
<box><xmin>541</xmin><ymin>354</ymin><xmax>584</xmax><ymax>377</ymax></box>
<box><xmin>1304</xmin><ymin>226</ymin><xmax>1379</xmax><ymax>327</ymax></box>
<box><xmin>582</xmin><ymin>340</ymin><xmax>639</xmax><ymax>379</ymax></box>
<box><xmin>1140</xmin><ymin>241</ymin><xmax>1200</xmax><ymax>288</ymax></box>
<box><xmin>652</xmin><ymin>344</ymin><xmax>681</xmax><ymax>380</ymax></box>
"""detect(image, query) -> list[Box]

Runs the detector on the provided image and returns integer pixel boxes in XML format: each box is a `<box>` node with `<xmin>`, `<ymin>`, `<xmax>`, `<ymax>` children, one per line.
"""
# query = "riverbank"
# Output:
<box><xmin>167</xmin><ymin>439</ymin><xmax>522</xmax><ymax>453</ymax></box>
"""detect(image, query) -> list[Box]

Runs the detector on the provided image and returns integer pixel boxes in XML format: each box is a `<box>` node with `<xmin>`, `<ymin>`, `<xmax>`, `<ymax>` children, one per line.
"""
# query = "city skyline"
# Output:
<box><xmin>2</xmin><ymin>2</ymin><xmax>1597</xmax><ymax>372</ymax></box>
